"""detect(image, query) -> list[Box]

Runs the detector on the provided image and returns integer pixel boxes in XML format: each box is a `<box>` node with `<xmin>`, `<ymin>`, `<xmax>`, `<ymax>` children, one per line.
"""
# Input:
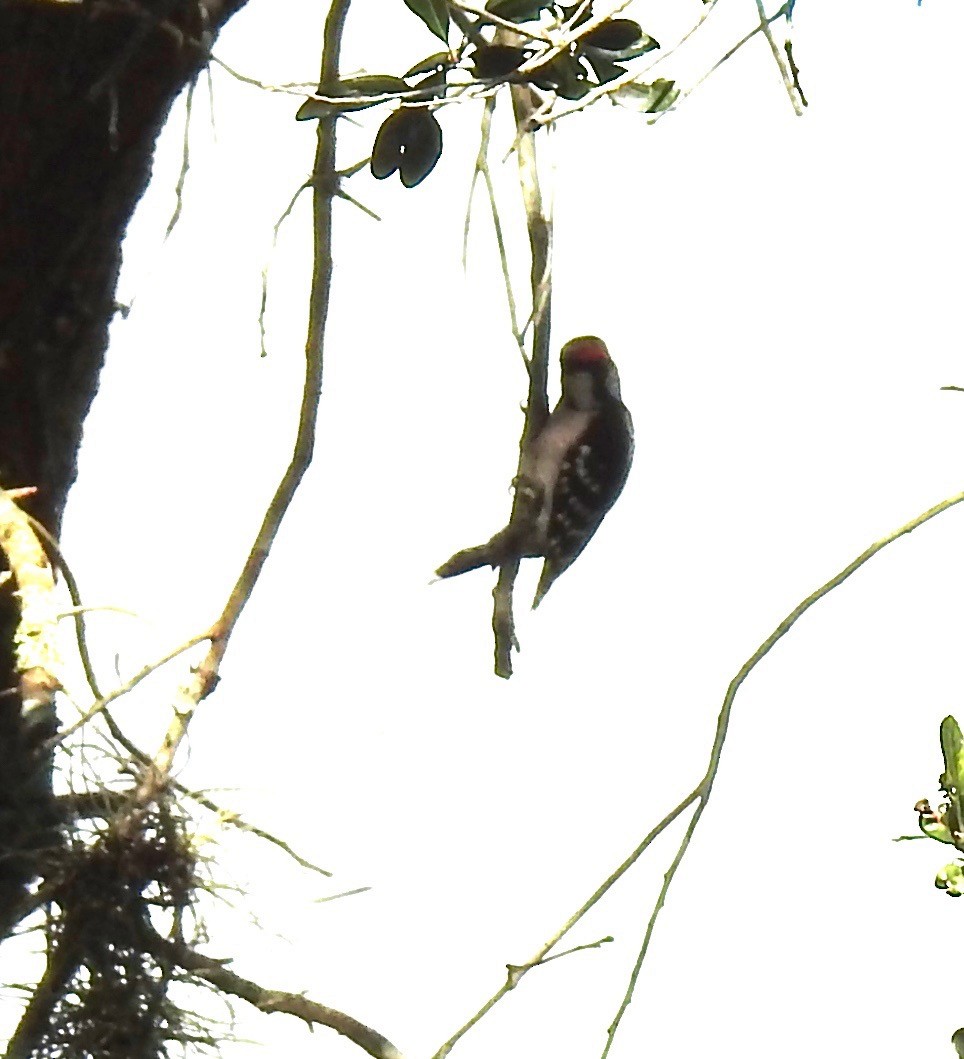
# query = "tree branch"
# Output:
<box><xmin>431</xmin><ymin>789</ymin><xmax>698</xmax><ymax>1058</ymax></box>
<box><xmin>489</xmin><ymin>77</ymin><xmax>553</xmax><ymax>679</ymax></box>
<box><xmin>130</xmin><ymin>0</ymin><xmax>352</xmax><ymax>803</ymax></box>
<box><xmin>603</xmin><ymin>487</ymin><xmax>964</xmax><ymax>1055</ymax></box>
<box><xmin>153</xmin><ymin>934</ymin><xmax>406</xmax><ymax>1059</ymax></box>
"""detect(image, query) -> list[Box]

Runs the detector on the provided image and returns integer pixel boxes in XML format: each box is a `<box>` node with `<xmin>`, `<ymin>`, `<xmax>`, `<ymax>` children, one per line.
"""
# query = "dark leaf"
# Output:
<box><xmin>412</xmin><ymin>69</ymin><xmax>449</xmax><ymax>99</ymax></box>
<box><xmin>583</xmin><ymin>49</ymin><xmax>625</xmax><ymax>84</ymax></box>
<box><xmin>370</xmin><ymin>108</ymin><xmax>443</xmax><ymax>188</ymax></box>
<box><xmin>371</xmin><ymin>110</ymin><xmax>409</xmax><ymax>180</ymax></box>
<box><xmin>486</xmin><ymin>0</ymin><xmax>553</xmax><ymax>23</ymax></box>
<box><xmin>402</xmin><ymin>0</ymin><xmax>450</xmax><ymax>41</ymax></box>
<box><xmin>404</xmin><ymin>51</ymin><xmax>453</xmax><ymax>78</ymax></box>
<box><xmin>529</xmin><ymin>52</ymin><xmax>589</xmax><ymax>98</ymax></box>
<box><xmin>611</xmin><ymin>34</ymin><xmax>660</xmax><ymax>60</ymax></box>
<box><xmin>471</xmin><ymin>43</ymin><xmax>530</xmax><ymax>78</ymax></box>
<box><xmin>581</xmin><ymin>18</ymin><xmax>643</xmax><ymax>51</ymax></box>
<box><xmin>556</xmin><ymin>2</ymin><xmax>593</xmax><ymax>28</ymax></box>
<box><xmin>399</xmin><ymin>110</ymin><xmax>443</xmax><ymax>187</ymax></box>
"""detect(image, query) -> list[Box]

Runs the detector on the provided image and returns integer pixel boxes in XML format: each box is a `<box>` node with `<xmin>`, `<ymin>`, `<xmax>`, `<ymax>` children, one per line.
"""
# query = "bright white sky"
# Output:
<box><xmin>13</xmin><ymin>0</ymin><xmax>964</xmax><ymax>1057</ymax></box>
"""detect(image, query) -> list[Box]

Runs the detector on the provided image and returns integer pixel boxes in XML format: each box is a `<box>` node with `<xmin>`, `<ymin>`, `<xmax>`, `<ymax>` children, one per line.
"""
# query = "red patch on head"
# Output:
<box><xmin>561</xmin><ymin>336</ymin><xmax>609</xmax><ymax>365</ymax></box>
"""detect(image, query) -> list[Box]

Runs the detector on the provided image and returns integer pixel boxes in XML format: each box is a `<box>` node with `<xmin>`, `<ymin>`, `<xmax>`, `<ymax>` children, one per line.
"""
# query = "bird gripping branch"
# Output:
<box><xmin>436</xmin><ymin>336</ymin><xmax>634</xmax><ymax>607</ymax></box>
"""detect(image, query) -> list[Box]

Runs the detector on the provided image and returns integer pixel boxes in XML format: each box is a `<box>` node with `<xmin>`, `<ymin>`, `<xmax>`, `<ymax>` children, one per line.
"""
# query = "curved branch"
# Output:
<box><xmin>155</xmin><ymin>934</ymin><xmax>406</xmax><ymax>1059</ymax></box>
<box><xmin>603</xmin><ymin>487</ymin><xmax>964</xmax><ymax>1055</ymax></box>
<box><xmin>133</xmin><ymin>0</ymin><xmax>352</xmax><ymax>802</ymax></box>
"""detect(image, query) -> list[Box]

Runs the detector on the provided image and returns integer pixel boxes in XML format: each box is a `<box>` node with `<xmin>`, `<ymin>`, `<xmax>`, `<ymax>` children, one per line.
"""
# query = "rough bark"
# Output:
<box><xmin>0</xmin><ymin>0</ymin><xmax>249</xmax><ymax>943</ymax></box>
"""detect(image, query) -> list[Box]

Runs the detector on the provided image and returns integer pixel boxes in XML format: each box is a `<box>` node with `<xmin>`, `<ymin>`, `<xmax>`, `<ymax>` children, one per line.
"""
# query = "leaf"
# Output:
<box><xmin>412</xmin><ymin>69</ymin><xmax>449</xmax><ymax>97</ymax></box>
<box><xmin>402</xmin><ymin>0</ymin><xmax>449</xmax><ymax>41</ymax></box>
<box><xmin>486</xmin><ymin>0</ymin><xmax>552</xmax><ymax>23</ymax></box>
<box><xmin>529</xmin><ymin>52</ymin><xmax>589</xmax><ymax>98</ymax></box>
<box><xmin>941</xmin><ymin>715</ymin><xmax>964</xmax><ymax>795</ymax></box>
<box><xmin>404</xmin><ymin>51</ymin><xmax>453</xmax><ymax>78</ymax></box>
<box><xmin>471</xmin><ymin>43</ymin><xmax>530</xmax><ymax>78</ymax></box>
<box><xmin>371</xmin><ymin>111</ymin><xmax>409</xmax><ymax>181</ymax></box>
<box><xmin>581</xmin><ymin>18</ymin><xmax>643</xmax><ymax>51</ymax></box>
<box><xmin>557</xmin><ymin>2</ymin><xmax>594</xmax><ymax>29</ymax></box>
<box><xmin>370</xmin><ymin>108</ymin><xmax>443</xmax><ymax>188</ymax></box>
<box><xmin>296</xmin><ymin>75</ymin><xmax>410</xmax><ymax>119</ymax></box>
<box><xmin>919</xmin><ymin>813</ymin><xmax>955</xmax><ymax>845</ymax></box>
<box><xmin>612</xmin><ymin>77</ymin><xmax>679</xmax><ymax>114</ymax></box>
<box><xmin>582</xmin><ymin>49</ymin><xmax>626</xmax><ymax>85</ymax></box>
<box><xmin>615</xmin><ymin>35</ymin><xmax>660</xmax><ymax>60</ymax></box>
<box><xmin>935</xmin><ymin>861</ymin><xmax>964</xmax><ymax>896</ymax></box>
<box><xmin>940</xmin><ymin>715</ymin><xmax>964</xmax><ymax>845</ymax></box>
<box><xmin>399</xmin><ymin>110</ymin><xmax>443</xmax><ymax>187</ymax></box>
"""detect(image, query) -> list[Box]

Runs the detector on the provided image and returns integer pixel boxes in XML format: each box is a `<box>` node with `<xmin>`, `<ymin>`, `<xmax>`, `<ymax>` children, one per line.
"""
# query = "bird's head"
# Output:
<box><xmin>560</xmin><ymin>336</ymin><xmax>622</xmax><ymax>408</ymax></box>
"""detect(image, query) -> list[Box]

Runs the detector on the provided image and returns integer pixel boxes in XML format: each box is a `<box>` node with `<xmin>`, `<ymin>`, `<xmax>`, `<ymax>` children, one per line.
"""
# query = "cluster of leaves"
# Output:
<box><xmin>296</xmin><ymin>1</ymin><xmax>676</xmax><ymax>189</ymax></box>
<box><xmin>915</xmin><ymin>715</ymin><xmax>964</xmax><ymax>896</ymax></box>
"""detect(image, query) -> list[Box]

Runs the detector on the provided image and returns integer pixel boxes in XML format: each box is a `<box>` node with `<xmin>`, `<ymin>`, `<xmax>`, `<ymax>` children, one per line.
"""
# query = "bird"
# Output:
<box><xmin>436</xmin><ymin>335</ymin><xmax>634</xmax><ymax>607</ymax></box>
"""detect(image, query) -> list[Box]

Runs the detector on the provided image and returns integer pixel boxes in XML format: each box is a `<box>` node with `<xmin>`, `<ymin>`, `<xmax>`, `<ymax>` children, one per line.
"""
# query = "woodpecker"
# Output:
<box><xmin>436</xmin><ymin>336</ymin><xmax>634</xmax><ymax>607</ymax></box>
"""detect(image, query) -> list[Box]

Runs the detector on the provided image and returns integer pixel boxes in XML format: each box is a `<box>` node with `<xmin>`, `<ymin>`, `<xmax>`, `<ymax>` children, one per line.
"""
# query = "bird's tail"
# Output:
<box><xmin>436</xmin><ymin>543</ymin><xmax>497</xmax><ymax>579</ymax></box>
<box><xmin>436</xmin><ymin>524</ymin><xmax>528</xmax><ymax>580</ymax></box>
<box><xmin>531</xmin><ymin>561</ymin><xmax>556</xmax><ymax>609</ymax></box>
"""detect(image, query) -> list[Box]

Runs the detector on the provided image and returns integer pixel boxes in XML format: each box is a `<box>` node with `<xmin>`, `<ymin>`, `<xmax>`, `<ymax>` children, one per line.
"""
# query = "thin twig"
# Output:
<box><xmin>539</xmin><ymin>0</ymin><xmax>796</xmax><ymax>130</ymax></box>
<box><xmin>166</xmin><ymin>75</ymin><xmax>197</xmax><ymax>239</ymax></box>
<box><xmin>431</xmin><ymin>790</ymin><xmax>697</xmax><ymax>1058</ymax></box>
<box><xmin>210</xmin><ymin>806</ymin><xmax>333</xmax><ymax>877</ymax></box>
<box><xmin>210</xmin><ymin>55</ymin><xmax>319</xmax><ymax>93</ymax></box>
<box><xmin>753</xmin><ymin>0</ymin><xmax>805</xmax><ymax>115</ymax></box>
<box><xmin>260</xmin><ymin>180</ymin><xmax>311</xmax><ymax>357</ymax></box>
<box><xmin>44</xmin><ymin>631</ymin><xmax>212</xmax><ymax>751</ymax></box>
<box><xmin>21</xmin><ymin>509</ymin><xmax>103</xmax><ymax>704</ymax></box>
<box><xmin>463</xmin><ymin>98</ymin><xmax>527</xmax><ymax>364</ymax></box>
<box><xmin>314</xmin><ymin>885</ymin><xmax>372</xmax><ymax>903</ymax></box>
<box><xmin>647</xmin><ymin>5</ymin><xmax>789</xmax><ymax>122</ymax></box>
<box><xmin>603</xmin><ymin>488</ymin><xmax>964</xmax><ymax>1056</ymax></box>
<box><xmin>529</xmin><ymin>934</ymin><xmax>613</xmax><ymax>966</ymax></box>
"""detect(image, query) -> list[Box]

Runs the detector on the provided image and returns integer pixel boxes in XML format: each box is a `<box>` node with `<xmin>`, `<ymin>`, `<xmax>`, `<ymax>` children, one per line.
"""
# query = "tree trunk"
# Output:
<box><xmin>0</xmin><ymin>0</ymin><xmax>248</xmax><ymax>945</ymax></box>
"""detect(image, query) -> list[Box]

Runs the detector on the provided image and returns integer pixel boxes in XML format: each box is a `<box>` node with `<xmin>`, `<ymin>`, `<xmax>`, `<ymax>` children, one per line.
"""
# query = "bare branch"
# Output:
<box><xmin>44</xmin><ymin>631</ymin><xmax>212</xmax><ymax>750</ymax></box>
<box><xmin>155</xmin><ymin>935</ymin><xmax>406</xmax><ymax>1059</ymax></box>
<box><xmin>431</xmin><ymin>790</ymin><xmax>698</xmax><ymax>1058</ymax></box>
<box><xmin>520</xmin><ymin>933</ymin><xmax>613</xmax><ymax>969</ymax></box>
<box><xmin>210</xmin><ymin>55</ymin><xmax>319</xmax><ymax>94</ymax></box>
<box><xmin>752</xmin><ymin>0</ymin><xmax>805</xmax><ymax>115</ymax></box>
<box><xmin>603</xmin><ymin>487</ymin><xmax>964</xmax><ymax>1056</ymax></box>
<box><xmin>18</xmin><ymin>506</ymin><xmax>105</xmax><ymax>706</ymax></box>
<box><xmin>260</xmin><ymin>180</ymin><xmax>311</xmax><ymax>357</ymax></box>
<box><xmin>165</xmin><ymin>75</ymin><xmax>197</xmax><ymax>239</ymax></box>
<box><xmin>209</xmin><ymin>806</ymin><xmax>334</xmax><ymax>878</ymax></box>
<box><xmin>490</xmin><ymin>79</ymin><xmax>553</xmax><ymax>679</ymax></box>
<box><xmin>129</xmin><ymin>0</ymin><xmax>353</xmax><ymax>803</ymax></box>
<box><xmin>463</xmin><ymin>98</ymin><xmax>527</xmax><ymax>365</ymax></box>
<box><xmin>4</xmin><ymin>926</ymin><xmax>83</xmax><ymax>1059</ymax></box>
